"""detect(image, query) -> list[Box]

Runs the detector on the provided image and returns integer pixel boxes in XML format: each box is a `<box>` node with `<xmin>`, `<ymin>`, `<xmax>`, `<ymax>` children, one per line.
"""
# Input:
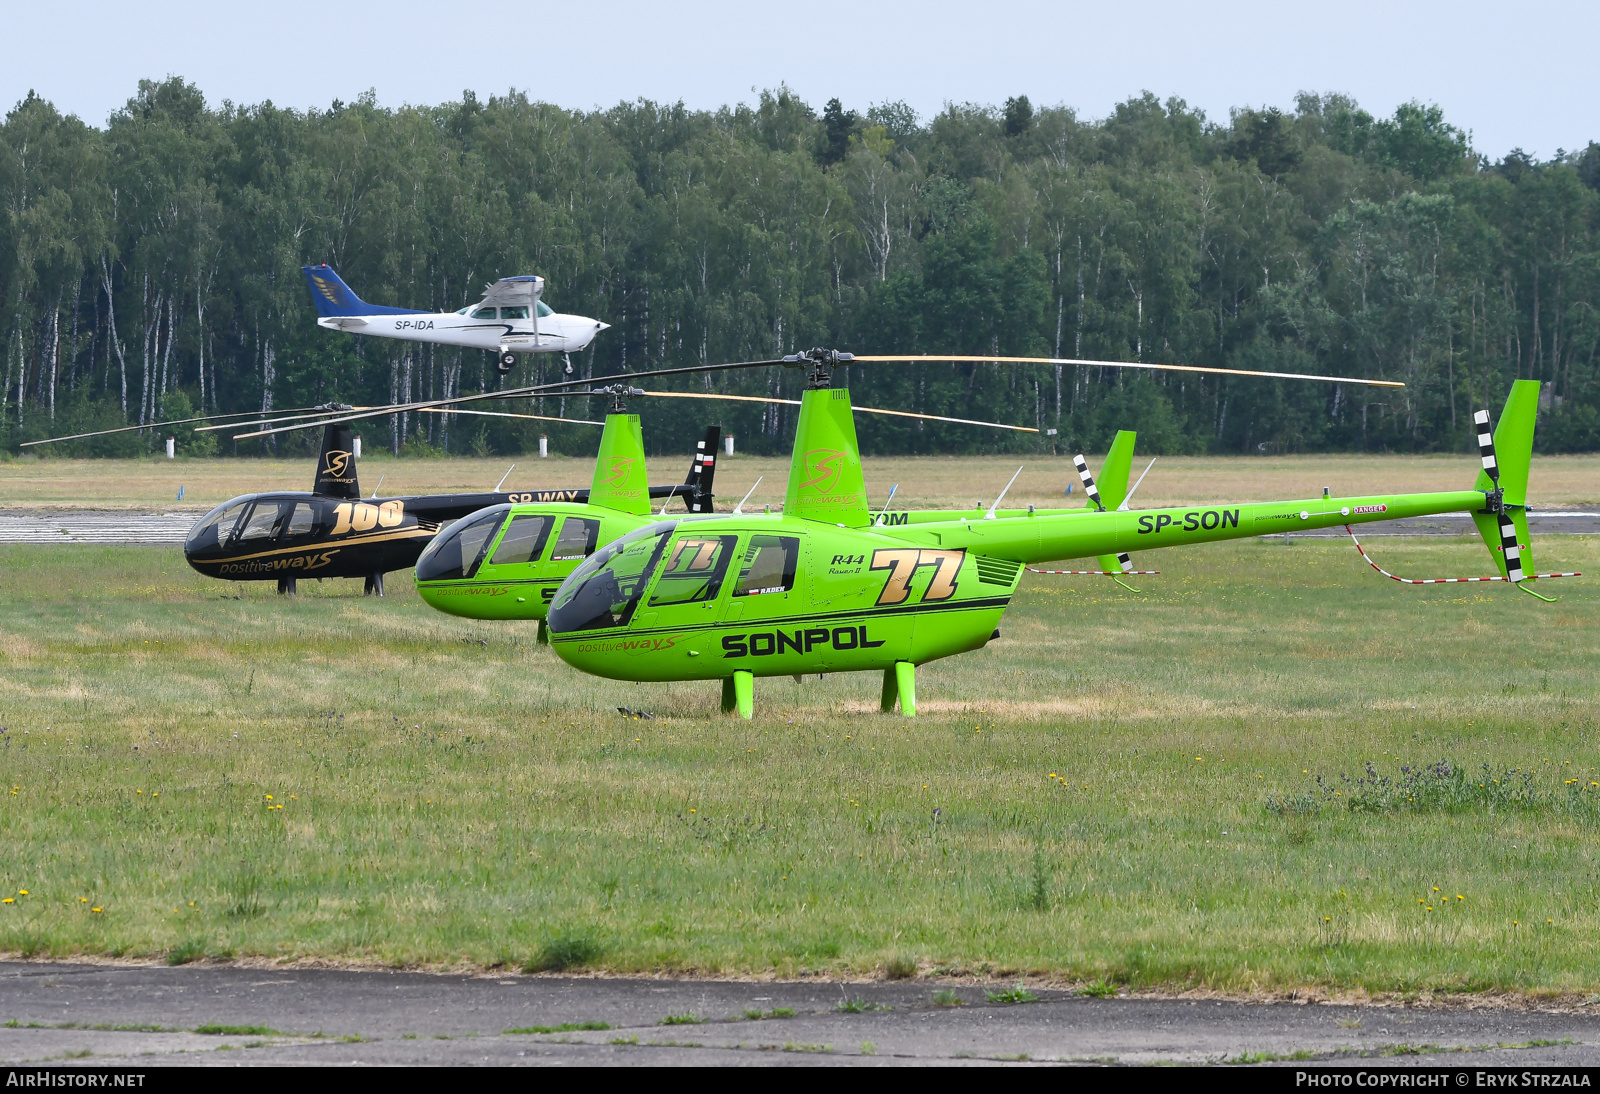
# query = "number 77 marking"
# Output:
<box><xmin>870</xmin><ymin>548</ymin><xmax>966</xmax><ymax>606</ymax></box>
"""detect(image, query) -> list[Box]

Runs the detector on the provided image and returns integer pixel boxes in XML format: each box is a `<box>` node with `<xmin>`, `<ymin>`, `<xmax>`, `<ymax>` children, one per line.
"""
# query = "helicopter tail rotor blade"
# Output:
<box><xmin>1072</xmin><ymin>454</ymin><xmax>1105</xmax><ymax>512</ymax></box>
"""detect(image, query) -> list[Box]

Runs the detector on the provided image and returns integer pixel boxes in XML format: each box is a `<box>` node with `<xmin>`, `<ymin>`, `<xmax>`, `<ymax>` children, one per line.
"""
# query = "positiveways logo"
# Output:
<box><xmin>322</xmin><ymin>449</ymin><xmax>355</xmax><ymax>481</ymax></box>
<box><xmin>801</xmin><ymin>449</ymin><xmax>843</xmax><ymax>491</ymax></box>
<box><xmin>600</xmin><ymin>456</ymin><xmax>636</xmax><ymax>484</ymax></box>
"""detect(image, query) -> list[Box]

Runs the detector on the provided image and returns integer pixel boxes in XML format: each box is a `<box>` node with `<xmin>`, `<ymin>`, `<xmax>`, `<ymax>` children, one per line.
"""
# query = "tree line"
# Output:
<box><xmin>2</xmin><ymin>78</ymin><xmax>1598</xmax><ymax>460</ymax></box>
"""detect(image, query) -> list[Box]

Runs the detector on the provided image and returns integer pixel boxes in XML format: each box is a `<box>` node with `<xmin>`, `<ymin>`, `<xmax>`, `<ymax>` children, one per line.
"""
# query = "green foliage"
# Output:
<box><xmin>0</xmin><ymin>84</ymin><xmax>1594</xmax><ymax>459</ymax></box>
<box><xmin>885</xmin><ymin>953</ymin><xmax>919</xmax><ymax>979</ymax></box>
<box><xmin>660</xmin><ymin>1012</ymin><xmax>704</xmax><ymax>1025</ymax></box>
<box><xmin>165</xmin><ymin>938</ymin><xmax>206</xmax><ymax>965</ymax></box>
<box><xmin>195</xmin><ymin>1025</ymin><xmax>281</xmax><ymax>1036</ymax></box>
<box><xmin>931</xmin><ymin>989</ymin><xmax>964</xmax><ymax>1006</ymax></box>
<box><xmin>524</xmin><ymin>930</ymin><xmax>604</xmax><ymax>972</ymax></box>
<box><xmin>985</xmin><ymin>986</ymin><xmax>1039</xmax><ymax>1004</ymax></box>
<box><xmin>505</xmin><ymin>1021</ymin><xmax>610</xmax><ymax>1034</ymax></box>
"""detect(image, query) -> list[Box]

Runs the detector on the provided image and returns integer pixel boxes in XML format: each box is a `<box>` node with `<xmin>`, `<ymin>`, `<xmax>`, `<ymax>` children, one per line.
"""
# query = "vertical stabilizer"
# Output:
<box><xmin>312</xmin><ymin>423</ymin><xmax>360</xmax><ymax>498</ymax></box>
<box><xmin>1473</xmin><ymin>380</ymin><xmax>1539</xmax><ymax>507</ymax></box>
<box><xmin>1093</xmin><ymin>430</ymin><xmax>1136</xmax><ymax>511</ymax></box>
<box><xmin>783</xmin><ymin>388</ymin><xmax>869</xmax><ymax>526</ymax></box>
<box><xmin>1470</xmin><ymin>381</ymin><xmax>1540</xmax><ymax>581</ymax></box>
<box><xmin>589</xmin><ymin>413</ymin><xmax>652</xmax><ymax>515</ymax></box>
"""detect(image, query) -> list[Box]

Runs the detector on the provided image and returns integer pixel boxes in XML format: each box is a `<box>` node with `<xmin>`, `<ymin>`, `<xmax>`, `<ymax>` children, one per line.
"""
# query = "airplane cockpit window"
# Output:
<box><xmin>415</xmin><ymin>506</ymin><xmax>507</xmax><ymax>581</ymax></box>
<box><xmin>733</xmin><ymin>535</ymin><xmax>800</xmax><ymax>596</ymax></box>
<box><xmin>548</xmin><ymin>523</ymin><xmax>675</xmax><ymax>633</ymax></box>
<box><xmin>283</xmin><ymin>503</ymin><xmax>316</xmax><ymax>539</ymax></box>
<box><xmin>536</xmin><ymin>301</ymin><xmax>553</xmax><ymax>318</ymax></box>
<box><xmin>649</xmin><ymin>534</ymin><xmax>738</xmax><ymax>606</ymax></box>
<box><xmin>185</xmin><ymin>500</ymin><xmax>249</xmax><ymax>550</ymax></box>
<box><xmin>488</xmin><ymin>514</ymin><xmax>552</xmax><ymax>566</ymax></box>
<box><xmin>500</xmin><ymin>306</ymin><xmax>529</xmax><ymax>320</ymax></box>
<box><xmin>235</xmin><ymin>502</ymin><xmax>286</xmax><ymax>542</ymax></box>
<box><xmin>469</xmin><ymin>305</ymin><xmax>497</xmax><ymax>320</ymax></box>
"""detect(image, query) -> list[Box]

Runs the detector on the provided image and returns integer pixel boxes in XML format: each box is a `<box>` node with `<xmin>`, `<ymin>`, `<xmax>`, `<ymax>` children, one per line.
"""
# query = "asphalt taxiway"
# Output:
<box><xmin>3</xmin><ymin>963</ymin><xmax>1599</xmax><ymax>1066</ymax></box>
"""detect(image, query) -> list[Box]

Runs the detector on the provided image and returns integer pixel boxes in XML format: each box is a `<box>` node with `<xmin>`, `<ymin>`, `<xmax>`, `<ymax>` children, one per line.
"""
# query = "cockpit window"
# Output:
<box><xmin>236</xmin><ymin>502</ymin><xmax>285</xmax><ymax>542</ymax></box>
<box><xmin>548</xmin><ymin>522</ymin><xmax>675</xmax><ymax>633</ymax></box>
<box><xmin>415</xmin><ymin>506</ymin><xmax>507</xmax><ymax>582</ymax></box>
<box><xmin>733</xmin><ymin>535</ymin><xmax>800</xmax><ymax>596</ymax></box>
<box><xmin>649</xmin><ymin>534</ymin><xmax>738</xmax><ymax>606</ymax></box>
<box><xmin>500</xmin><ymin>306</ymin><xmax>529</xmax><ymax>320</ymax></box>
<box><xmin>469</xmin><ymin>305</ymin><xmax>497</xmax><ymax>320</ymax></box>
<box><xmin>284</xmin><ymin>503</ymin><xmax>316</xmax><ymax>538</ymax></box>
<box><xmin>186</xmin><ymin>500</ymin><xmax>249</xmax><ymax>550</ymax></box>
<box><xmin>488</xmin><ymin>514</ymin><xmax>552</xmax><ymax>566</ymax></box>
<box><xmin>536</xmin><ymin>301</ymin><xmax>553</xmax><ymax>318</ymax></box>
<box><xmin>550</xmin><ymin>517</ymin><xmax>600</xmax><ymax>561</ymax></box>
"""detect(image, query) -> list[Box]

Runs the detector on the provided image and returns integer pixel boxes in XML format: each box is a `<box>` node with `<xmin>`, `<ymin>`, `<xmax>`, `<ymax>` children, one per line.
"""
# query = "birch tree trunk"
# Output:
<box><xmin>101</xmin><ymin>258</ymin><xmax>129</xmax><ymax>421</ymax></box>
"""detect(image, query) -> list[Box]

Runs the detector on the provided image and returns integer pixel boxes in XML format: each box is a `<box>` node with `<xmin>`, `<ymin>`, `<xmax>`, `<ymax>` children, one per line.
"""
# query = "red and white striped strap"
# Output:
<box><xmin>1345</xmin><ymin>525</ymin><xmax>1579</xmax><ymax>584</ymax></box>
<box><xmin>1027</xmin><ymin>567</ymin><xmax>1161</xmax><ymax>576</ymax></box>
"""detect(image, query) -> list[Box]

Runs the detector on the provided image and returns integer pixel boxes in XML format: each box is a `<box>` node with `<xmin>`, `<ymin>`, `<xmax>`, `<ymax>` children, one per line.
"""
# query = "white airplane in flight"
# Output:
<box><xmin>303</xmin><ymin>264</ymin><xmax>609</xmax><ymax>373</ymax></box>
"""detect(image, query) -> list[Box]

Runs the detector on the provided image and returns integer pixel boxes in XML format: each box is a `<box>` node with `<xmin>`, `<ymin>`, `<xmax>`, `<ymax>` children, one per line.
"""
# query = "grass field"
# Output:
<box><xmin>4</xmin><ymin>450</ymin><xmax>1599</xmax><ymax>512</ymax></box>
<box><xmin>1</xmin><ymin>528</ymin><xmax>1597</xmax><ymax>994</ymax></box>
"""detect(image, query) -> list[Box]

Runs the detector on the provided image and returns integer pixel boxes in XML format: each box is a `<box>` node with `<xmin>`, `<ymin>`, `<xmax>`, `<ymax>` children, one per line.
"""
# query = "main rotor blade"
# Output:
<box><xmin>634</xmin><ymin>389</ymin><xmax>1039</xmax><ymax>433</ymax></box>
<box><xmin>232</xmin><ymin>357</ymin><xmax>788</xmax><ymax>440</ymax></box>
<box><xmin>19</xmin><ymin>405</ymin><xmax>352</xmax><ymax>447</ymax></box>
<box><xmin>413</xmin><ymin>407</ymin><xmax>604</xmax><ymax>426</ymax></box>
<box><xmin>196</xmin><ymin>407</ymin><xmax>371</xmax><ymax>432</ymax></box>
<box><xmin>203</xmin><ymin>406</ymin><xmax>608</xmax><ymax>432</ymax></box>
<box><xmin>851</xmin><ymin>354</ymin><xmax>1405</xmax><ymax>388</ymax></box>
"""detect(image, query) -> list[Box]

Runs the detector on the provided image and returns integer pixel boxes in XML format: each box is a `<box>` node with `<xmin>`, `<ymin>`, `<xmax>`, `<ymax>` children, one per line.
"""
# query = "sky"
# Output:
<box><xmin>3</xmin><ymin>0</ymin><xmax>1595</xmax><ymax>161</ymax></box>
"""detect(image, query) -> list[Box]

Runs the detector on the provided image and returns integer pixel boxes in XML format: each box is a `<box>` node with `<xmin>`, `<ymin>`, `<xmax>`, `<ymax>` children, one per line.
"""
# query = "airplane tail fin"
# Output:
<box><xmin>312</xmin><ymin>422</ymin><xmax>360</xmax><ymax>499</ymax></box>
<box><xmin>588</xmin><ymin>413</ymin><xmax>652</xmax><ymax>516</ymax></box>
<box><xmin>685</xmin><ymin>426</ymin><xmax>722</xmax><ymax>513</ymax></box>
<box><xmin>1470</xmin><ymin>380</ymin><xmax>1540</xmax><ymax>583</ymax></box>
<box><xmin>302</xmin><ymin>265</ymin><xmax>373</xmax><ymax>318</ymax></box>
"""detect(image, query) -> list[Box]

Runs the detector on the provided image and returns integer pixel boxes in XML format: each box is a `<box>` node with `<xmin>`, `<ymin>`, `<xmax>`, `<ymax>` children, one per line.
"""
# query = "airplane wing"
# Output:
<box><xmin>478</xmin><ymin>276</ymin><xmax>545</xmax><ymax>309</ymax></box>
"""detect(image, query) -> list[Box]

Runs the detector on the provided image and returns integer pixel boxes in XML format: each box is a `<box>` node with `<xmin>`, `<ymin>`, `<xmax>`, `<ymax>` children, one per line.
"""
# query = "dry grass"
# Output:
<box><xmin>4</xmin><ymin>451</ymin><xmax>1598</xmax><ymax>512</ymax></box>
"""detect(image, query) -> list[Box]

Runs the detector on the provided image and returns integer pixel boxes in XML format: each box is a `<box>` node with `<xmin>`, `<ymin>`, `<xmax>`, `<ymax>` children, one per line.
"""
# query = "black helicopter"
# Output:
<box><xmin>182</xmin><ymin>422</ymin><xmax>720</xmax><ymax>596</ymax></box>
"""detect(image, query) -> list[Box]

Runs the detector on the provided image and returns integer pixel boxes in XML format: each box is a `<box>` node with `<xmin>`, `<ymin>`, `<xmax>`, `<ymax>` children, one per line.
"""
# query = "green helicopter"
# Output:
<box><xmin>539</xmin><ymin>352</ymin><xmax>1572</xmax><ymax>718</ymax></box>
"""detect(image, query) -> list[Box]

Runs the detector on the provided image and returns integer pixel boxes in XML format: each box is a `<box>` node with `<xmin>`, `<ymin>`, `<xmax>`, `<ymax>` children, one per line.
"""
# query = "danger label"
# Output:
<box><xmin>1352</xmin><ymin>504</ymin><xmax>1388</xmax><ymax>515</ymax></box>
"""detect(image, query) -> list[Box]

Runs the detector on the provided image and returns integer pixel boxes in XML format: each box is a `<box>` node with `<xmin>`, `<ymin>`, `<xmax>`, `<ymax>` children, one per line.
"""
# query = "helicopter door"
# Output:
<box><xmin>233</xmin><ymin>501</ymin><xmax>288</xmax><ymax>544</ymax></box>
<box><xmin>633</xmin><ymin>533</ymin><xmax>740</xmax><ymax>638</ymax></box>
<box><xmin>278</xmin><ymin>502</ymin><xmax>317</xmax><ymax>544</ymax></box>
<box><xmin>722</xmin><ymin>534</ymin><xmax>802</xmax><ymax>625</ymax></box>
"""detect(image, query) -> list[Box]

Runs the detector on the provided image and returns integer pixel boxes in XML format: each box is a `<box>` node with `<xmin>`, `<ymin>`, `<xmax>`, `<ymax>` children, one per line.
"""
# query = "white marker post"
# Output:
<box><xmin>539</xmin><ymin>435</ymin><xmax>549</xmax><ymax>458</ymax></box>
<box><xmin>353</xmin><ymin>436</ymin><xmax>362</xmax><ymax>459</ymax></box>
<box><xmin>165</xmin><ymin>437</ymin><xmax>175</xmax><ymax>459</ymax></box>
<box><xmin>725</xmin><ymin>434</ymin><xmax>735</xmax><ymax>457</ymax></box>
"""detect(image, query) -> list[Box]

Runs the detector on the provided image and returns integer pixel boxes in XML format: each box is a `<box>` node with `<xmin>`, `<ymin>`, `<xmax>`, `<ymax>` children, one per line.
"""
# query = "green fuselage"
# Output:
<box><xmin>414</xmin><ymin>503</ymin><xmax>1097</xmax><ymax>622</ymax></box>
<box><xmin>545</xmin><ymin>486</ymin><xmax>1485</xmax><ymax>683</ymax></box>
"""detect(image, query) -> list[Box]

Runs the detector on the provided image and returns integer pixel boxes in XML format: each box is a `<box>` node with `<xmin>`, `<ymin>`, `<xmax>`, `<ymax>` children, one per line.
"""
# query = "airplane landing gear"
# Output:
<box><xmin>364</xmin><ymin>572</ymin><xmax>386</xmax><ymax>597</ymax></box>
<box><xmin>277</xmin><ymin>577</ymin><xmax>297</xmax><ymax>597</ymax></box>
<box><xmin>562</xmin><ymin>352</ymin><xmax>574</xmax><ymax>375</ymax></box>
<box><xmin>496</xmin><ymin>347</ymin><xmax>518</xmax><ymax>373</ymax></box>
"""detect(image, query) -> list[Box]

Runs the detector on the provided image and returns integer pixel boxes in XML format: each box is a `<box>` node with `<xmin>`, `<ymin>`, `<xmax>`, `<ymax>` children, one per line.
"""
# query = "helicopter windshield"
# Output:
<box><xmin>185</xmin><ymin>499</ymin><xmax>250</xmax><ymax>551</ymax></box>
<box><xmin>416</xmin><ymin>505</ymin><xmax>508</xmax><ymax>581</ymax></box>
<box><xmin>547</xmin><ymin>521</ymin><xmax>677</xmax><ymax>633</ymax></box>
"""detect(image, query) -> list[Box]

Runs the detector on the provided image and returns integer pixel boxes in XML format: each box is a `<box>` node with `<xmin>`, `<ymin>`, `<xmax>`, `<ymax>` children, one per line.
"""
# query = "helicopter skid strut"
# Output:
<box><xmin>721</xmin><ymin>661</ymin><xmax>918</xmax><ymax>719</ymax></box>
